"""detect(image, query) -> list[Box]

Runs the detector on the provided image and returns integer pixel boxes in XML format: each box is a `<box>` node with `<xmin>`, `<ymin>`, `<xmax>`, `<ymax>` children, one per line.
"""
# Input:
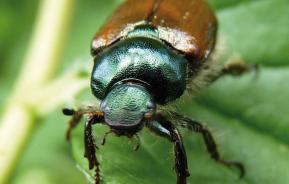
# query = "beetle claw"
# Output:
<box><xmin>133</xmin><ymin>135</ymin><xmax>141</xmax><ymax>151</ymax></box>
<box><xmin>101</xmin><ymin>131</ymin><xmax>113</xmax><ymax>146</ymax></box>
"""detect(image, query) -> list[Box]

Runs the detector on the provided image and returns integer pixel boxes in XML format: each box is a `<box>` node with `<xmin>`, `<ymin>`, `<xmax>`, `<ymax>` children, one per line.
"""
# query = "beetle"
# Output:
<box><xmin>63</xmin><ymin>0</ymin><xmax>249</xmax><ymax>183</ymax></box>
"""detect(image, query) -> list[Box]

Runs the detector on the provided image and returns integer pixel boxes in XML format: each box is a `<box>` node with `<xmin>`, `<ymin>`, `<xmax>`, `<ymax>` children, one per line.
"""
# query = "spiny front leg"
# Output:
<box><xmin>147</xmin><ymin>118</ymin><xmax>190</xmax><ymax>184</ymax></box>
<box><xmin>63</xmin><ymin>106</ymin><xmax>103</xmax><ymax>184</ymax></box>
<box><xmin>84</xmin><ymin>116</ymin><xmax>101</xmax><ymax>184</ymax></box>
<box><xmin>172</xmin><ymin>112</ymin><xmax>245</xmax><ymax>178</ymax></box>
<box><xmin>163</xmin><ymin>121</ymin><xmax>190</xmax><ymax>184</ymax></box>
<box><xmin>62</xmin><ymin>106</ymin><xmax>101</xmax><ymax>141</ymax></box>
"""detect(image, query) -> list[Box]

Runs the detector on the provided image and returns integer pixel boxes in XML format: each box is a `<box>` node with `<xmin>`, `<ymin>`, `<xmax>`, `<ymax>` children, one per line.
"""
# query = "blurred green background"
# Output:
<box><xmin>1</xmin><ymin>0</ymin><xmax>289</xmax><ymax>184</ymax></box>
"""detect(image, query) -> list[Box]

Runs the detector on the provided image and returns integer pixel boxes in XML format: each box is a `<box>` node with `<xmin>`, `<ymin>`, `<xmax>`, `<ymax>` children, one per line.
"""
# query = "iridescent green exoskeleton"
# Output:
<box><xmin>63</xmin><ymin>0</ymin><xmax>249</xmax><ymax>184</ymax></box>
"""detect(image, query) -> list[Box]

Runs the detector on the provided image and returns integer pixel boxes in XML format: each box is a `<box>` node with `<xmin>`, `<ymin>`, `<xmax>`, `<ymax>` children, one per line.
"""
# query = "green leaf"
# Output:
<box><xmin>69</xmin><ymin>0</ymin><xmax>289</xmax><ymax>184</ymax></box>
<box><xmin>217</xmin><ymin>0</ymin><xmax>289</xmax><ymax>66</ymax></box>
<box><xmin>207</xmin><ymin>0</ymin><xmax>261</xmax><ymax>10</ymax></box>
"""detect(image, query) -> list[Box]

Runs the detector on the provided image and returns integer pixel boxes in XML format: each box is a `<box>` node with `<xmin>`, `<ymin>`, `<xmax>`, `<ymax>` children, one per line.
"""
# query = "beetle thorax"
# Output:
<box><xmin>91</xmin><ymin>26</ymin><xmax>188</xmax><ymax>104</ymax></box>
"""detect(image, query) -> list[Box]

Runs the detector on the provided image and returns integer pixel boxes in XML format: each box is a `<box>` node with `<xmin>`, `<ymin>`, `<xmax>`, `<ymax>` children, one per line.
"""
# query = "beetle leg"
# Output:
<box><xmin>62</xmin><ymin>106</ymin><xmax>102</xmax><ymax>141</ymax></box>
<box><xmin>84</xmin><ymin>115</ymin><xmax>101</xmax><ymax>184</ymax></box>
<box><xmin>171</xmin><ymin>112</ymin><xmax>245</xmax><ymax>178</ymax></box>
<box><xmin>146</xmin><ymin>120</ymin><xmax>171</xmax><ymax>140</ymax></box>
<box><xmin>222</xmin><ymin>60</ymin><xmax>259</xmax><ymax>77</ymax></box>
<box><xmin>147</xmin><ymin>118</ymin><xmax>190</xmax><ymax>184</ymax></box>
<box><xmin>199</xmin><ymin>59</ymin><xmax>259</xmax><ymax>86</ymax></box>
<box><xmin>63</xmin><ymin>108</ymin><xmax>83</xmax><ymax>141</ymax></box>
<box><xmin>63</xmin><ymin>107</ymin><xmax>104</xmax><ymax>184</ymax></box>
<box><xmin>101</xmin><ymin>130</ymin><xmax>113</xmax><ymax>146</ymax></box>
<box><xmin>133</xmin><ymin>134</ymin><xmax>141</xmax><ymax>151</ymax></box>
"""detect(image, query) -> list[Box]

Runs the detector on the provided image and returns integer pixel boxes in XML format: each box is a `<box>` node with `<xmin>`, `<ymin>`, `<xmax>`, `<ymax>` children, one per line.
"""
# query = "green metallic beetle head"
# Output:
<box><xmin>100</xmin><ymin>82</ymin><xmax>155</xmax><ymax>134</ymax></box>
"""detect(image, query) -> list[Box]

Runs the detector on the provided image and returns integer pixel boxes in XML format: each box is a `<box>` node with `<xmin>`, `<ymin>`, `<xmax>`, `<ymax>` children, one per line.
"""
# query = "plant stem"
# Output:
<box><xmin>0</xmin><ymin>0</ymin><xmax>75</xmax><ymax>183</ymax></box>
